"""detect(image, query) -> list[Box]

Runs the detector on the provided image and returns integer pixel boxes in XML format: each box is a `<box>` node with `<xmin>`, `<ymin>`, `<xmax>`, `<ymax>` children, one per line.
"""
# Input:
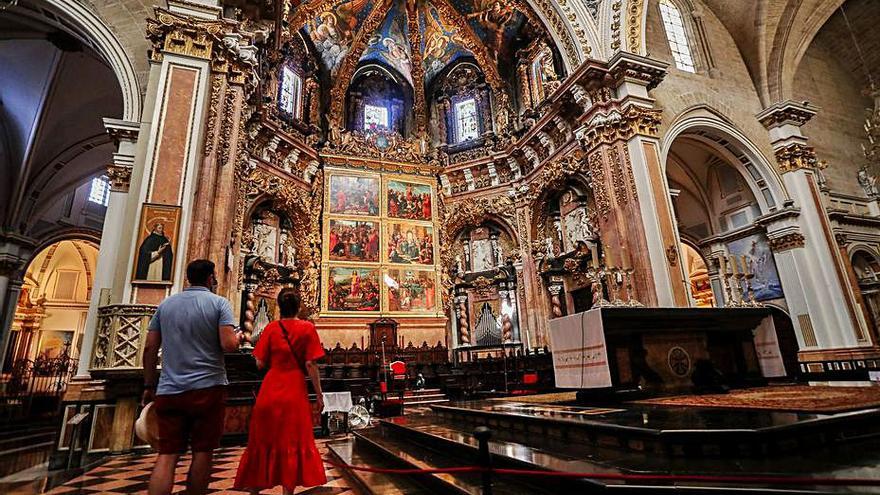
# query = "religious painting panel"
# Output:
<box><xmin>132</xmin><ymin>203</ymin><xmax>181</xmax><ymax>284</ymax></box>
<box><xmin>329</xmin><ymin>174</ymin><xmax>380</xmax><ymax>216</ymax></box>
<box><xmin>387</xmin><ymin>222</ymin><xmax>434</xmax><ymax>265</ymax></box>
<box><xmin>386</xmin><ymin>179</ymin><xmax>433</xmax><ymax>220</ymax></box>
<box><xmin>726</xmin><ymin>234</ymin><xmax>784</xmax><ymax>301</ymax></box>
<box><xmin>386</xmin><ymin>268</ymin><xmax>438</xmax><ymax>313</ymax></box>
<box><xmin>454</xmin><ymin>0</ymin><xmax>526</xmax><ymax>60</ymax></box>
<box><xmin>327</xmin><ymin>266</ymin><xmax>381</xmax><ymax>312</ymax></box>
<box><xmin>329</xmin><ymin>219</ymin><xmax>381</xmax><ymax>262</ymax></box>
<box><xmin>36</xmin><ymin>330</ymin><xmax>73</xmax><ymax>362</ymax></box>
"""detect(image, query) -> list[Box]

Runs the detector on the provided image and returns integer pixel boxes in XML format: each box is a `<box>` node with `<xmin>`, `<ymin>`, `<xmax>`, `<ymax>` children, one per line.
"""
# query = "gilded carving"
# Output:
<box><xmin>581</xmin><ymin>105</ymin><xmax>662</xmax><ymax>150</ymax></box>
<box><xmin>774</xmin><ymin>143</ymin><xmax>820</xmax><ymax>174</ymax></box>
<box><xmin>529</xmin><ymin>0</ymin><xmax>581</xmax><ymax>67</ymax></box>
<box><xmin>106</xmin><ymin>164</ymin><xmax>132</xmax><ymax>193</ymax></box>
<box><xmin>627</xmin><ymin>0</ymin><xmax>645</xmax><ymax>53</ymax></box>
<box><xmin>326</xmin><ymin>129</ymin><xmax>434</xmax><ymax>166</ymax></box>
<box><xmin>609</xmin><ymin>146</ymin><xmax>628</xmax><ymax>203</ymax></box>
<box><xmin>768</xmin><ymin>233</ymin><xmax>806</xmax><ymax>252</ymax></box>
<box><xmin>587</xmin><ymin>151</ymin><xmax>612</xmax><ymax>221</ymax></box>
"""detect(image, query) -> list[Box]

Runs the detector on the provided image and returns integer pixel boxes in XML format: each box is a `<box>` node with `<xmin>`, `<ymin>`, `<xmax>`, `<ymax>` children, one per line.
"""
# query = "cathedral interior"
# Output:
<box><xmin>3</xmin><ymin>0</ymin><xmax>880</xmax><ymax>492</ymax></box>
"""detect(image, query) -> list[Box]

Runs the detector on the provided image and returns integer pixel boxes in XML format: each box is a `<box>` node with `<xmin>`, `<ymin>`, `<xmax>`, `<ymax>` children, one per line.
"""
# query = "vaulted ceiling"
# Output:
<box><xmin>0</xmin><ymin>9</ymin><xmax>121</xmax><ymax>238</ymax></box>
<box><xmin>699</xmin><ymin>0</ymin><xmax>861</xmax><ymax>105</ymax></box>
<box><xmin>292</xmin><ymin>0</ymin><xmax>549</xmax><ymax>91</ymax></box>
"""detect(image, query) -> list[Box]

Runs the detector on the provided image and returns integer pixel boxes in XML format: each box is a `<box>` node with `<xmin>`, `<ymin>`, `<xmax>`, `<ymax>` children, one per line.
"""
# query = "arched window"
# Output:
<box><xmin>88</xmin><ymin>176</ymin><xmax>110</xmax><ymax>206</ymax></box>
<box><xmin>659</xmin><ymin>0</ymin><xmax>695</xmax><ymax>73</ymax></box>
<box><xmin>279</xmin><ymin>65</ymin><xmax>303</xmax><ymax>119</ymax></box>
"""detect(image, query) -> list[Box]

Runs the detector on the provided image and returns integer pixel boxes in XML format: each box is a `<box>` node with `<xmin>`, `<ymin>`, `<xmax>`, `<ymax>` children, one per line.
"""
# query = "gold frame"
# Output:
<box><xmin>320</xmin><ymin>167</ymin><xmax>443</xmax><ymax>317</ymax></box>
<box><xmin>131</xmin><ymin>203</ymin><xmax>182</xmax><ymax>286</ymax></box>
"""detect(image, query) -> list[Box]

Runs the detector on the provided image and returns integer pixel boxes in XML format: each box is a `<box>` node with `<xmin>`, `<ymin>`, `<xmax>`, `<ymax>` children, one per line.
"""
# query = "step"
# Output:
<box><xmin>403</xmin><ymin>399</ymin><xmax>449</xmax><ymax>406</ymax></box>
<box><xmin>404</xmin><ymin>389</ymin><xmax>442</xmax><ymax>396</ymax></box>
<box><xmin>0</xmin><ymin>441</ymin><xmax>54</xmax><ymax>478</ymax></box>
<box><xmin>0</xmin><ymin>431</ymin><xmax>55</xmax><ymax>451</ymax></box>
<box><xmin>354</xmin><ymin>426</ymin><xmax>564</xmax><ymax>495</ymax></box>
<box><xmin>403</xmin><ymin>394</ymin><xmax>446</xmax><ymax>402</ymax></box>
<box><xmin>325</xmin><ymin>438</ymin><xmax>432</xmax><ymax>495</ymax></box>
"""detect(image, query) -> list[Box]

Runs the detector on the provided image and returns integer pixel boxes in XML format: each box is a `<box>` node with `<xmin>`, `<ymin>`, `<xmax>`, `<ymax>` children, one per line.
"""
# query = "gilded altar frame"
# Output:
<box><xmin>320</xmin><ymin>167</ymin><xmax>443</xmax><ymax>317</ymax></box>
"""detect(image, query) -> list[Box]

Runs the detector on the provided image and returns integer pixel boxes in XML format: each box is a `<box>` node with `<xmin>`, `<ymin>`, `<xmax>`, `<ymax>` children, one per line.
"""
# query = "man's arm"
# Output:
<box><xmin>218</xmin><ymin>325</ymin><xmax>240</xmax><ymax>352</ymax></box>
<box><xmin>217</xmin><ymin>298</ymin><xmax>240</xmax><ymax>352</ymax></box>
<box><xmin>142</xmin><ymin>331</ymin><xmax>161</xmax><ymax>405</ymax></box>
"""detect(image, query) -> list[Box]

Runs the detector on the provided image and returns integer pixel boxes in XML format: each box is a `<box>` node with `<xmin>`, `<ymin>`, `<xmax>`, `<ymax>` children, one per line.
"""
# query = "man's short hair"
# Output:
<box><xmin>186</xmin><ymin>260</ymin><xmax>215</xmax><ymax>285</ymax></box>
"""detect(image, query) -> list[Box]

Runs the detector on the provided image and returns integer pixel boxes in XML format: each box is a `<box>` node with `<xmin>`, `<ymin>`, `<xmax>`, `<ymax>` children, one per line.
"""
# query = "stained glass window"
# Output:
<box><xmin>280</xmin><ymin>66</ymin><xmax>302</xmax><ymax>117</ymax></box>
<box><xmin>659</xmin><ymin>0</ymin><xmax>695</xmax><ymax>73</ymax></box>
<box><xmin>455</xmin><ymin>98</ymin><xmax>479</xmax><ymax>143</ymax></box>
<box><xmin>364</xmin><ymin>104</ymin><xmax>389</xmax><ymax>130</ymax></box>
<box><xmin>88</xmin><ymin>176</ymin><xmax>110</xmax><ymax>206</ymax></box>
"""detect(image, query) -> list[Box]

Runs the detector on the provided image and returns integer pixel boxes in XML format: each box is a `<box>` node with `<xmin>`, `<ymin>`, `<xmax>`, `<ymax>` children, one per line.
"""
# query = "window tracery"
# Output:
<box><xmin>88</xmin><ymin>176</ymin><xmax>110</xmax><ymax>207</ymax></box>
<box><xmin>659</xmin><ymin>0</ymin><xmax>695</xmax><ymax>73</ymax></box>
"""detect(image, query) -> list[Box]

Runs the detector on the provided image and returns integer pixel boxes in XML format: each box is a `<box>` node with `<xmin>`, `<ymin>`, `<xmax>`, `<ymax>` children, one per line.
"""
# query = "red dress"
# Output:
<box><xmin>234</xmin><ymin>319</ymin><xmax>327</xmax><ymax>491</ymax></box>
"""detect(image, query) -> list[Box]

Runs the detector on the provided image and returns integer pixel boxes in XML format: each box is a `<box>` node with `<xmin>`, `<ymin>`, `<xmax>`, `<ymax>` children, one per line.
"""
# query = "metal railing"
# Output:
<box><xmin>0</xmin><ymin>349</ymin><xmax>78</xmax><ymax>419</ymax></box>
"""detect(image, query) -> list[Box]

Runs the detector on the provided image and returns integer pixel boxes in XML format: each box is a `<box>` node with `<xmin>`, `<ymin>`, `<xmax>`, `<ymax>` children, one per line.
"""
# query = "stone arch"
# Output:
<box><xmin>34</xmin><ymin>0</ymin><xmax>143</xmax><ymax>122</ymax></box>
<box><xmin>661</xmin><ymin>105</ymin><xmax>788</xmax><ymax>214</ymax></box>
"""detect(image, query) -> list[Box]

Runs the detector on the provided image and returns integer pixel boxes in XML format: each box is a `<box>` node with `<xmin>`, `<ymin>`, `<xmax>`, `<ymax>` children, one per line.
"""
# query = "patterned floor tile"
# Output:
<box><xmin>40</xmin><ymin>438</ymin><xmax>357</xmax><ymax>494</ymax></box>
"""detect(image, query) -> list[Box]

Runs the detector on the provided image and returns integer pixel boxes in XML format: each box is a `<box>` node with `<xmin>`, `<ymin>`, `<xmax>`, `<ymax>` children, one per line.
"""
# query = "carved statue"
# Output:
<box><xmin>858</xmin><ymin>164</ymin><xmax>878</xmax><ymax>197</ymax></box>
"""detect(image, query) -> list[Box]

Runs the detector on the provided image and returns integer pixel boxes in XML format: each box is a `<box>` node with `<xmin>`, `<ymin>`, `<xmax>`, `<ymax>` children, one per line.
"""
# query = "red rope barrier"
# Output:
<box><xmin>325</xmin><ymin>457</ymin><xmax>880</xmax><ymax>486</ymax></box>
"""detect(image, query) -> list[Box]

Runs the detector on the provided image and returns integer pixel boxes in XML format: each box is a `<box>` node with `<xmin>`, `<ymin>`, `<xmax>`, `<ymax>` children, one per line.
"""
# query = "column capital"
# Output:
<box><xmin>757</xmin><ymin>100</ymin><xmax>819</xmax><ymax>130</ymax></box>
<box><xmin>607</xmin><ymin>51</ymin><xmax>668</xmax><ymax>92</ymax></box>
<box><xmin>103</xmin><ymin>118</ymin><xmax>140</xmax><ymax>145</ymax></box>
<box><xmin>768</xmin><ymin>232</ymin><xmax>806</xmax><ymax>253</ymax></box>
<box><xmin>0</xmin><ymin>233</ymin><xmax>36</xmax><ymax>278</ymax></box>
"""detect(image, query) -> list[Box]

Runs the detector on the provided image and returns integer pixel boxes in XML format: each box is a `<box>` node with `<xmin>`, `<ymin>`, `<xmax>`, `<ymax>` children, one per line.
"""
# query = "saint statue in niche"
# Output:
<box><xmin>253</xmin><ymin>220</ymin><xmax>279</xmax><ymax>263</ymax></box>
<box><xmin>135</xmin><ymin>222</ymin><xmax>173</xmax><ymax>282</ymax></box>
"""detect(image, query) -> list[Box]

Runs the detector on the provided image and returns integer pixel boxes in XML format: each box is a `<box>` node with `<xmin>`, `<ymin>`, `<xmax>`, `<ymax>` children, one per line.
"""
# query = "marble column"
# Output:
<box><xmin>578</xmin><ymin>52</ymin><xmax>690</xmax><ymax>307</ymax></box>
<box><xmin>757</xmin><ymin>101</ymin><xmax>874</xmax><ymax>350</ymax></box>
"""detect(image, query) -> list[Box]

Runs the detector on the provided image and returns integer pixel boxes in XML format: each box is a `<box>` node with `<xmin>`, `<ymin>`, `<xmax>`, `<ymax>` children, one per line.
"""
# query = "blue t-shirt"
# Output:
<box><xmin>148</xmin><ymin>287</ymin><xmax>236</xmax><ymax>395</ymax></box>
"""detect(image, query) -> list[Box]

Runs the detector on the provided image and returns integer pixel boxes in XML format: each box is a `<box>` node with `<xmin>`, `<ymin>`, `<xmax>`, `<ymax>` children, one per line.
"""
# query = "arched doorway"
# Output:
<box><xmin>3</xmin><ymin>239</ymin><xmax>98</xmax><ymax>378</ymax></box>
<box><xmin>664</xmin><ymin>124</ymin><xmax>786</xmax><ymax>308</ymax></box>
<box><xmin>680</xmin><ymin>242</ymin><xmax>715</xmax><ymax>307</ymax></box>
<box><xmin>851</xmin><ymin>249</ymin><xmax>880</xmax><ymax>334</ymax></box>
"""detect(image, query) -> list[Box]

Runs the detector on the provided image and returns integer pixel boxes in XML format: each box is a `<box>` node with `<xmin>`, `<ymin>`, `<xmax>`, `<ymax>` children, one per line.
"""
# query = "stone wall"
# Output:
<box><xmin>644</xmin><ymin>0</ymin><xmax>776</xmax><ymax>165</ymax></box>
<box><xmin>794</xmin><ymin>40</ymin><xmax>872</xmax><ymax>198</ymax></box>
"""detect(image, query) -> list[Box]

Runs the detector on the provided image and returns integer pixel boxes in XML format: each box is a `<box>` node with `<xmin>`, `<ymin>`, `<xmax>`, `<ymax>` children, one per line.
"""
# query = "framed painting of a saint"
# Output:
<box><xmin>386</xmin><ymin>180</ymin><xmax>432</xmax><ymax>220</ymax></box>
<box><xmin>329</xmin><ymin>174</ymin><xmax>380</xmax><ymax>216</ymax></box>
<box><xmin>385</xmin><ymin>268</ymin><xmax>437</xmax><ymax>312</ymax></box>
<box><xmin>326</xmin><ymin>266</ymin><xmax>381</xmax><ymax>312</ymax></box>
<box><xmin>387</xmin><ymin>222</ymin><xmax>434</xmax><ymax>265</ymax></box>
<box><xmin>133</xmin><ymin>204</ymin><xmax>181</xmax><ymax>284</ymax></box>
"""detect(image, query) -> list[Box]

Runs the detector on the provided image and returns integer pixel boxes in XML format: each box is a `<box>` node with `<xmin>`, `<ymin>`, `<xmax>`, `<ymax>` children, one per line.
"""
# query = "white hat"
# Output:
<box><xmin>134</xmin><ymin>402</ymin><xmax>160</xmax><ymax>449</ymax></box>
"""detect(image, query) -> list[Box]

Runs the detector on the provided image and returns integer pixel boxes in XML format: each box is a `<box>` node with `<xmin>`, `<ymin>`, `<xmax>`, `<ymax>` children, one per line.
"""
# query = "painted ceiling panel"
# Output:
<box><xmin>303</xmin><ymin>0</ymin><xmax>381</xmax><ymax>76</ymax></box>
<box><xmin>420</xmin><ymin>0</ymin><xmax>472</xmax><ymax>85</ymax></box>
<box><xmin>359</xmin><ymin>0</ymin><xmax>414</xmax><ymax>86</ymax></box>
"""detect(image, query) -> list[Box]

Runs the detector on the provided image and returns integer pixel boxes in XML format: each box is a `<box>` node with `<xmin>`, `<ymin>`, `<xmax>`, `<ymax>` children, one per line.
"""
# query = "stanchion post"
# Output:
<box><xmin>474</xmin><ymin>426</ymin><xmax>492</xmax><ymax>495</ymax></box>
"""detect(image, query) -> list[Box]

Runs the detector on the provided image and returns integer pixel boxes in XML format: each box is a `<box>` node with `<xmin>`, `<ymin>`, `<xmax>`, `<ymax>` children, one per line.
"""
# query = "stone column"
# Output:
<box><xmin>453</xmin><ymin>288</ymin><xmax>470</xmax><ymax>347</ymax></box>
<box><xmin>0</xmin><ymin>236</ymin><xmax>34</xmax><ymax>372</ymax></box>
<box><xmin>547</xmin><ymin>277</ymin><xmax>566</xmax><ymax>318</ymax></box>
<box><xmin>75</xmin><ymin>120</ymin><xmax>139</xmax><ymax>377</ymax></box>
<box><xmin>758</xmin><ymin>101</ymin><xmax>875</xmax><ymax>350</ymax></box>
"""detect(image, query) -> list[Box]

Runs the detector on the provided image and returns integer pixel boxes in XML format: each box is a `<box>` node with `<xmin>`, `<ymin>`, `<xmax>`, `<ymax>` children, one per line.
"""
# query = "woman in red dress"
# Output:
<box><xmin>234</xmin><ymin>289</ymin><xmax>327</xmax><ymax>494</ymax></box>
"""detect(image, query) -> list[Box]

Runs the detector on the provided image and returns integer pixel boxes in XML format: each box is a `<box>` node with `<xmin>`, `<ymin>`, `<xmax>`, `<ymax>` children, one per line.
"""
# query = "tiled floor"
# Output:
<box><xmin>42</xmin><ymin>439</ymin><xmax>357</xmax><ymax>495</ymax></box>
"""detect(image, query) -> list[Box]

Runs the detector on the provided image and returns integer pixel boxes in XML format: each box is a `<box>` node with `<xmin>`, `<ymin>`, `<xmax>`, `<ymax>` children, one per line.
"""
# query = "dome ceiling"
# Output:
<box><xmin>295</xmin><ymin>0</ymin><xmax>546</xmax><ymax>89</ymax></box>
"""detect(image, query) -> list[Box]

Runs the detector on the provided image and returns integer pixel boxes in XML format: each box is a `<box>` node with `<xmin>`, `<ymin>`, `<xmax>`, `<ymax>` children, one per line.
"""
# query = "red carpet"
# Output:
<box><xmin>632</xmin><ymin>385</ymin><xmax>880</xmax><ymax>413</ymax></box>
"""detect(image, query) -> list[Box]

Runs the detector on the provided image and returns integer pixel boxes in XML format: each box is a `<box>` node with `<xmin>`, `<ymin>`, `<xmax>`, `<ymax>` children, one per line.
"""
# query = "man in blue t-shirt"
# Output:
<box><xmin>142</xmin><ymin>259</ymin><xmax>242</xmax><ymax>495</ymax></box>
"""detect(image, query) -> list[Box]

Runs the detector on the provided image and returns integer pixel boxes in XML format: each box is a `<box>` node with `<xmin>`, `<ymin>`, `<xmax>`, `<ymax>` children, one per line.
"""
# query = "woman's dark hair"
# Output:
<box><xmin>277</xmin><ymin>287</ymin><xmax>302</xmax><ymax>318</ymax></box>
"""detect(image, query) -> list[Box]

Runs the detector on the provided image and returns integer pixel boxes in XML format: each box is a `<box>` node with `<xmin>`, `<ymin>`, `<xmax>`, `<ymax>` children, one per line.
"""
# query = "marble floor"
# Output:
<box><xmin>5</xmin><ymin>438</ymin><xmax>357</xmax><ymax>495</ymax></box>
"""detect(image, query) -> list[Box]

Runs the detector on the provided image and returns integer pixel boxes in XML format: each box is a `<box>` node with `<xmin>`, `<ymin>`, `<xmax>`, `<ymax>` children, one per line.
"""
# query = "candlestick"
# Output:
<box><xmin>741</xmin><ymin>255</ymin><xmax>749</xmax><ymax>276</ymax></box>
<box><xmin>729</xmin><ymin>255</ymin><xmax>739</xmax><ymax>275</ymax></box>
<box><xmin>604</xmin><ymin>245</ymin><xmax>613</xmax><ymax>268</ymax></box>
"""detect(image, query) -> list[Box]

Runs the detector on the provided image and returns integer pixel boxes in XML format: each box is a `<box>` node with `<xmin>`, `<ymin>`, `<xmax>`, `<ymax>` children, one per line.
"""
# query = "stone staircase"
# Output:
<box><xmin>0</xmin><ymin>419</ymin><xmax>57</xmax><ymax>478</ymax></box>
<box><xmin>400</xmin><ymin>388</ymin><xmax>449</xmax><ymax>408</ymax></box>
<box><xmin>327</xmin><ymin>407</ymin><xmax>860</xmax><ymax>494</ymax></box>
